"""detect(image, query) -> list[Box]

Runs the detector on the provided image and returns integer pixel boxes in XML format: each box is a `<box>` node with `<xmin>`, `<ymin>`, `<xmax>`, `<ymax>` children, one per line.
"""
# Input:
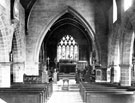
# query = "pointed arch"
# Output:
<box><xmin>0</xmin><ymin>14</ymin><xmax>9</xmax><ymax>62</ymax></box>
<box><xmin>35</xmin><ymin>6</ymin><xmax>97</xmax><ymax>63</ymax></box>
<box><xmin>119</xmin><ymin>8</ymin><xmax>134</xmax><ymax>65</ymax></box>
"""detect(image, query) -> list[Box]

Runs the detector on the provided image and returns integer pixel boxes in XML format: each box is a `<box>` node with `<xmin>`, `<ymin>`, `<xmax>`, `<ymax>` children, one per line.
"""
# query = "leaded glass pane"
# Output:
<box><xmin>57</xmin><ymin>35</ymin><xmax>79</xmax><ymax>62</ymax></box>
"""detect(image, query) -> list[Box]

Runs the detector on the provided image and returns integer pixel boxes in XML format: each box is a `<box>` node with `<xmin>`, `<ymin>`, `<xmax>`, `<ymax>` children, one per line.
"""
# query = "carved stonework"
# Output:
<box><xmin>24</xmin><ymin>75</ymin><xmax>42</xmax><ymax>83</ymax></box>
<box><xmin>11</xmin><ymin>18</ymin><xmax>19</xmax><ymax>30</ymax></box>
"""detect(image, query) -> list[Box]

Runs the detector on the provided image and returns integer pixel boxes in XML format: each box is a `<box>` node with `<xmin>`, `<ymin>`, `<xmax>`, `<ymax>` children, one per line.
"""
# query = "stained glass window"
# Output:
<box><xmin>57</xmin><ymin>35</ymin><xmax>79</xmax><ymax>62</ymax></box>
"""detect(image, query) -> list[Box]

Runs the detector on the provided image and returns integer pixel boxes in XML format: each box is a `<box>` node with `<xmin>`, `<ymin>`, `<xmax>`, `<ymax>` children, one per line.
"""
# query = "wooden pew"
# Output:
<box><xmin>79</xmin><ymin>82</ymin><xmax>117</xmax><ymax>101</ymax></box>
<box><xmin>11</xmin><ymin>82</ymin><xmax>53</xmax><ymax>99</ymax></box>
<box><xmin>79</xmin><ymin>82</ymin><xmax>134</xmax><ymax>103</ymax></box>
<box><xmin>0</xmin><ymin>88</ymin><xmax>45</xmax><ymax>103</ymax></box>
<box><xmin>0</xmin><ymin>82</ymin><xmax>53</xmax><ymax>103</ymax></box>
<box><xmin>23</xmin><ymin>75</ymin><xmax>53</xmax><ymax>99</ymax></box>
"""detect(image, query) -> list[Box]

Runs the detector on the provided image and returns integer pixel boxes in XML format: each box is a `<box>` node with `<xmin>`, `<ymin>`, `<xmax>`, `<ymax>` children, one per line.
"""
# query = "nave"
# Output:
<box><xmin>1</xmin><ymin>0</ymin><xmax>135</xmax><ymax>103</ymax></box>
<box><xmin>46</xmin><ymin>80</ymin><xmax>135</xmax><ymax>103</ymax></box>
<box><xmin>47</xmin><ymin>83</ymin><xmax>83</xmax><ymax>103</ymax></box>
<box><xmin>47</xmin><ymin>92</ymin><xmax>82</xmax><ymax>103</ymax></box>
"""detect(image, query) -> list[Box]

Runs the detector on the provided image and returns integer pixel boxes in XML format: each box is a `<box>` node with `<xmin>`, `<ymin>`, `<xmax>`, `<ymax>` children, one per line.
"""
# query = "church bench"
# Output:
<box><xmin>0</xmin><ymin>92</ymin><xmax>43</xmax><ymax>103</ymax></box>
<box><xmin>79</xmin><ymin>82</ymin><xmax>117</xmax><ymax>100</ymax></box>
<box><xmin>85</xmin><ymin>90</ymin><xmax>134</xmax><ymax>103</ymax></box>
<box><xmin>11</xmin><ymin>84</ymin><xmax>48</xmax><ymax>99</ymax></box>
<box><xmin>0</xmin><ymin>89</ymin><xmax>45</xmax><ymax>103</ymax></box>
<box><xmin>79</xmin><ymin>82</ymin><xmax>133</xmax><ymax>103</ymax></box>
<box><xmin>11</xmin><ymin>82</ymin><xmax>53</xmax><ymax>99</ymax></box>
<box><xmin>0</xmin><ymin>87</ymin><xmax>47</xmax><ymax>103</ymax></box>
<box><xmin>0</xmin><ymin>87</ymin><xmax>46</xmax><ymax>102</ymax></box>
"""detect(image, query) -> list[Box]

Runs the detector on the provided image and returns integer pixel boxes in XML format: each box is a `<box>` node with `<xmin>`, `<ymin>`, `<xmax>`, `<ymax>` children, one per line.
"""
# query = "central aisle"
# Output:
<box><xmin>47</xmin><ymin>80</ymin><xmax>83</xmax><ymax>103</ymax></box>
<box><xmin>47</xmin><ymin>91</ymin><xmax>83</xmax><ymax>103</ymax></box>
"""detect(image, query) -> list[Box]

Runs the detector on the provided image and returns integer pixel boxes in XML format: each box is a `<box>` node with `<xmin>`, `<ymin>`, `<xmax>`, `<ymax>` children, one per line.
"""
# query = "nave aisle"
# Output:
<box><xmin>47</xmin><ymin>81</ymin><xmax>83</xmax><ymax>103</ymax></box>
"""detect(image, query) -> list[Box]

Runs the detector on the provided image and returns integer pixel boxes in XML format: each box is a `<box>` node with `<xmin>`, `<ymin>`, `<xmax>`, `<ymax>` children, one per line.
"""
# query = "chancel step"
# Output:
<box><xmin>58</xmin><ymin>73</ymin><xmax>75</xmax><ymax>80</ymax></box>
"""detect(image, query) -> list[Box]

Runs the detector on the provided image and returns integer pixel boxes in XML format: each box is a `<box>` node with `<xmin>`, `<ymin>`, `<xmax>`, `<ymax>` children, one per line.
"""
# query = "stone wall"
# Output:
<box><xmin>0</xmin><ymin>0</ymin><xmax>26</xmax><ymax>86</ymax></box>
<box><xmin>0</xmin><ymin>0</ymin><xmax>13</xmax><ymax>87</ymax></box>
<box><xmin>0</xmin><ymin>1</ymin><xmax>13</xmax><ymax>62</ymax></box>
<box><xmin>94</xmin><ymin>0</ymin><xmax>112</xmax><ymax>67</ymax></box>
<box><xmin>26</xmin><ymin>0</ymin><xmax>95</xmax><ymax>75</ymax></box>
<box><xmin>26</xmin><ymin>0</ymin><xmax>113</xmax><ymax>75</ymax></box>
<box><xmin>12</xmin><ymin>2</ymin><xmax>26</xmax><ymax>83</ymax></box>
<box><xmin>107</xmin><ymin>5</ymin><xmax>135</xmax><ymax>86</ymax></box>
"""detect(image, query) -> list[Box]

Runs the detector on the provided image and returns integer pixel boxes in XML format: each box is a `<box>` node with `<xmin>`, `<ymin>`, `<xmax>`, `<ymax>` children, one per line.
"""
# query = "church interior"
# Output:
<box><xmin>1</xmin><ymin>0</ymin><xmax>135</xmax><ymax>103</ymax></box>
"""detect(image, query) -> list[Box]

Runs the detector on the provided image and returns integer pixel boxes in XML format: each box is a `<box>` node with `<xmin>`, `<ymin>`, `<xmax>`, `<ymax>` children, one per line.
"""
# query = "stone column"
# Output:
<box><xmin>113</xmin><ymin>65</ymin><xmax>121</xmax><ymax>83</ymax></box>
<box><xmin>25</xmin><ymin>62</ymin><xmax>39</xmax><ymax>75</ymax></box>
<box><xmin>119</xmin><ymin>64</ymin><xmax>131</xmax><ymax>86</ymax></box>
<box><xmin>13</xmin><ymin>62</ymin><xmax>24</xmax><ymax>83</ymax></box>
<box><xmin>107</xmin><ymin>67</ymin><xmax>111</xmax><ymax>82</ymax></box>
<box><xmin>116</xmin><ymin>0</ymin><xmax>124</xmax><ymax>21</ymax></box>
<box><xmin>53</xmin><ymin>69</ymin><xmax>58</xmax><ymax>83</ymax></box>
<box><xmin>0</xmin><ymin>62</ymin><xmax>11</xmax><ymax>88</ymax></box>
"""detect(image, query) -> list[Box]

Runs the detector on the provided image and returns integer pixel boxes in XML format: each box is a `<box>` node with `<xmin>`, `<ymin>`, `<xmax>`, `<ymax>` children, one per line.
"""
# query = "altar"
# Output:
<box><xmin>58</xmin><ymin>59</ymin><xmax>76</xmax><ymax>73</ymax></box>
<box><xmin>59</xmin><ymin>63</ymin><xmax>76</xmax><ymax>73</ymax></box>
<box><xmin>57</xmin><ymin>59</ymin><xmax>76</xmax><ymax>82</ymax></box>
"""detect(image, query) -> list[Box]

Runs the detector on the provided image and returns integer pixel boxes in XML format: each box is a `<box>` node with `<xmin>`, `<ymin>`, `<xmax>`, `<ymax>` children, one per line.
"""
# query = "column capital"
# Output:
<box><xmin>109</xmin><ymin>64</ymin><xmax>118</xmax><ymax>67</ymax></box>
<box><xmin>0</xmin><ymin>62</ymin><xmax>25</xmax><ymax>66</ymax></box>
<box><xmin>12</xmin><ymin>62</ymin><xmax>25</xmax><ymax>65</ymax></box>
<box><xmin>119</xmin><ymin>64</ymin><xmax>132</xmax><ymax>68</ymax></box>
<box><xmin>0</xmin><ymin>62</ymin><xmax>12</xmax><ymax>66</ymax></box>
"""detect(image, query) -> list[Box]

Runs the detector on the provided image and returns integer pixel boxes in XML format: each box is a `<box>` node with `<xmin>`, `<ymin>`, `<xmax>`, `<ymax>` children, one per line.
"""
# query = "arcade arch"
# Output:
<box><xmin>38</xmin><ymin>10</ymin><xmax>96</xmax><ymax>73</ymax></box>
<box><xmin>27</xmin><ymin>6</ymin><xmax>99</xmax><ymax>75</ymax></box>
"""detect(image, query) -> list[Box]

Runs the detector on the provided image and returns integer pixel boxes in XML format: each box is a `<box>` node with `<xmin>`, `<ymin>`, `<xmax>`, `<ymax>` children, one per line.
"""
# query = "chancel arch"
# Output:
<box><xmin>36</xmin><ymin>7</ymin><xmax>96</xmax><ymax>63</ymax></box>
<box><xmin>38</xmin><ymin>7</ymin><xmax>98</xmax><ymax>75</ymax></box>
<box><xmin>36</xmin><ymin>7</ymin><xmax>99</xmax><ymax>75</ymax></box>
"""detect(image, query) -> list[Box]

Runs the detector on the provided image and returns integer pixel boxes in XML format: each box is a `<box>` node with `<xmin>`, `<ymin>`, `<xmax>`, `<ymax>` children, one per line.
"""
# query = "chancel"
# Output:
<box><xmin>1</xmin><ymin>0</ymin><xmax>135</xmax><ymax>103</ymax></box>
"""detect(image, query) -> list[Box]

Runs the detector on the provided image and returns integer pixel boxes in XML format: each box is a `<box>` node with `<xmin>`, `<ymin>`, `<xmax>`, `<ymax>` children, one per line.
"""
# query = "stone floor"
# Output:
<box><xmin>47</xmin><ymin>80</ymin><xmax>83</xmax><ymax>103</ymax></box>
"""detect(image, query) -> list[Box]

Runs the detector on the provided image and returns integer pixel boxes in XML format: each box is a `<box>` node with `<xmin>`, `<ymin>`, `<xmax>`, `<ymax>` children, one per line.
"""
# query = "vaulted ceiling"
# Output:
<box><xmin>20</xmin><ymin>0</ymin><xmax>37</xmax><ymax>31</ymax></box>
<box><xmin>19</xmin><ymin>0</ymin><xmax>112</xmax><ymax>33</ymax></box>
<box><xmin>20</xmin><ymin>0</ymin><xmax>112</xmax><ymax>19</ymax></box>
<box><xmin>20</xmin><ymin>0</ymin><xmax>36</xmax><ymax>10</ymax></box>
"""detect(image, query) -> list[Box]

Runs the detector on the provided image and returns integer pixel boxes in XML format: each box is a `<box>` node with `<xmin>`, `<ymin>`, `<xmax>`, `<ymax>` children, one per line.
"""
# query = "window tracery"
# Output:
<box><xmin>57</xmin><ymin>35</ymin><xmax>79</xmax><ymax>62</ymax></box>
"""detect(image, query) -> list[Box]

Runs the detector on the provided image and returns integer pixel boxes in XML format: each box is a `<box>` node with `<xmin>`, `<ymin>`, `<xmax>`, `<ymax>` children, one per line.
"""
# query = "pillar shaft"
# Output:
<box><xmin>113</xmin><ymin>65</ymin><xmax>121</xmax><ymax>83</ymax></box>
<box><xmin>13</xmin><ymin>63</ymin><xmax>24</xmax><ymax>83</ymax></box>
<box><xmin>116</xmin><ymin>0</ymin><xmax>124</xmax><ymax>21</ymax></box>
<box><xmin>107</xmin><ymin>67</ymin><xmax>111</xmax><ymax>82</ymax></box>
<box><xmin>120</xmin><ymin>64</ymin><xmax>131</xmax><ymax>86</ymax></box>
<box><xmin>0</xmin><ymin>62</ymin><xmax>11</xmax><ymax>88</ymax></box>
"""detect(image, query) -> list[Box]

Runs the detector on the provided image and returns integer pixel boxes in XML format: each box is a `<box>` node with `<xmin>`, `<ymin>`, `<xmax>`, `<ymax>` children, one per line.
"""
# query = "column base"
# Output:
<box><xmin>0</xmin><ymin>63</ymin><xmax>11</xmax><ymax>88</ymax></box>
